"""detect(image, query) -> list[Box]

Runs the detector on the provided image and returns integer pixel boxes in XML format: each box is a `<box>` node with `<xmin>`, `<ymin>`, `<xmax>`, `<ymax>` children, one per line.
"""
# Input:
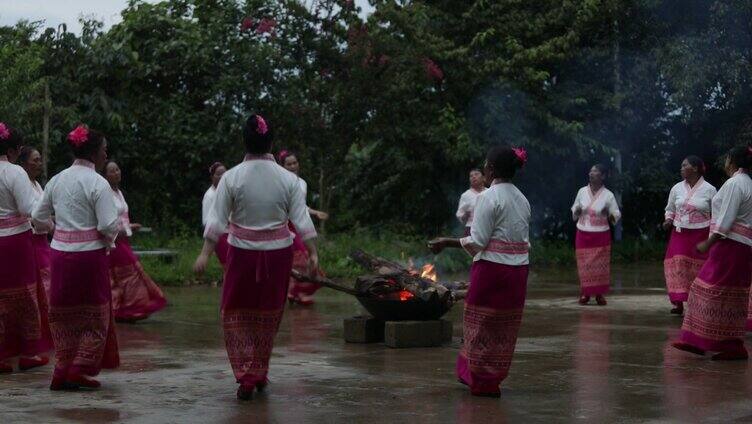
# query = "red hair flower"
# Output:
<box><xmin>0</xmin><ymin>123</ymin><xmax>10</xmax><ymax>140</ymax></box>
<box><xmin>512</xmin><ymin>147</ymin><xmax>528</xmax><ymax>166</ymax></box>
<box><xmin>256</xmin><ymin>115</ymin><xmax>268</xmax><ymax>135</ymax></box>
<box><xmin>67</xmin><ymin>125</ymin><xmax>89</xmax><ymax>147</ymax></box>
<box><xmin>277</xmin><ymin>149</ymin><xmax>292</xmax><ymax>164</ymax></box>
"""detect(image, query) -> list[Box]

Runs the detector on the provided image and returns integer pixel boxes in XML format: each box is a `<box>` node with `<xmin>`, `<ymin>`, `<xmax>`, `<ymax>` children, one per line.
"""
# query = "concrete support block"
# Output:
<box><xmin>343</xmin><ymin>316</ymin><xmax>385</xmax><ymax>343</ymax></box>
<box><xmin>384</xmin><ymin>319</ymin><xmax>453</xmax><ymax>348</ymax></box>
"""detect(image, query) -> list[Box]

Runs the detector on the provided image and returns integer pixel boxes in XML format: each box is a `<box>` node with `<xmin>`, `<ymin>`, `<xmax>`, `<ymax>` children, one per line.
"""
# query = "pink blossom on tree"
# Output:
<box><xmin>422</xmin><ymin>58</ymin><xmax>444</xmax><ymax>83</ymax></box>
<box><xmin>240</xmin><ymin>17</ymin><xmax>253</xmax><ymax>32</ymax></box>
<box><xmin>256</xmin><ymin>18</ymin><xmax>277</xmax><ymax>35</ymax></box>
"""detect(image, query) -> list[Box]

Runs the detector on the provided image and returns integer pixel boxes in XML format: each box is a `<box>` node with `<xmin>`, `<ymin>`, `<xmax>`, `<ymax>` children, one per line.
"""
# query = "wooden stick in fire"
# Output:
<box><xmin>290</xmin><ymin>269</ymin><xmax>360</xmax><ymax>296</ymax></box>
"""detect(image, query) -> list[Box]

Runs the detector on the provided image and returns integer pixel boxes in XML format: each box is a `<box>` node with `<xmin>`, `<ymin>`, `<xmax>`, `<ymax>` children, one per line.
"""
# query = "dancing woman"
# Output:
<box><xmin>673</xmin><ymin>145</ymin><xmax>752</xmax><ymax>361</ymax></box>
<box><xmin>662</xmin><ymin>156</ymin><xmax>716</xmax><ymax>315</ymax></box>
<box><xmin>18</xmin><ymin>146</ymin><xmax>53</xmax><ymax>297</ymax></box>
<box><xmin>104</xmin><ymin>161</ymin><xmax>167</xmax><ymax>322</ymax></box>
<box><xmin>194</xmin><ymin>115</ymin><xmax>319</xmax><ymax>400</ymax></box>
<box><xmin>571</xmin><ymin>164</ymin><xmax>621</xmax><ymax>306</ymax></box>
<box><xmin>278</xmin><ymin>150</ymin><xmax>328</xmax><ymax>306</ymax></box>
<box><xmin>202</xmin><ymin>162</ymin><xmax>229</xmax><ymax>268</ymax></box>
<box><xmin>456</xmin><ymin>168</ymin><xmax>486</xmax><ymax>236</ymax></box>
<box><xmin>429</xmin><ymin>146</ymin><xmax>530</xmax><ymax>397</ymax></box>
<box><xmin>33</xmin><ymin>125</ymin><xmax>120</xmax><ymax>390</ymax></box>
<box><xmin>0</xmin><ymin>125</ymin><xmax>51</xmax><ymax>374</ymax></box>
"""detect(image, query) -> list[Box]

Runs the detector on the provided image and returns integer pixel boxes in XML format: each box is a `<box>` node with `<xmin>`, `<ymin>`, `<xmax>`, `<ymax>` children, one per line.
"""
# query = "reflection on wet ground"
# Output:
<box><xmin>3</xmin><ymin>262</ymin><xmax>752</xmax><ymax>423</ymax></box>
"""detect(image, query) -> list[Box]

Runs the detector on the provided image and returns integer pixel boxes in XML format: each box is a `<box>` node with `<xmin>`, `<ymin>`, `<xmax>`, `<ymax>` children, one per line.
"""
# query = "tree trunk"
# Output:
<box><xmin>318</xmin><ymin>165</ymin><xmax>326</xmax><ymax>235</ymax></box>
<box><xmin>612</xmin><ymin>7</ymin><xmax>624</xmax><ymax>241</ymax></box>
<box><xmin>42</xmin><ymin>80</ymin><xmax>50</xmax><ymax>182</ymax></box>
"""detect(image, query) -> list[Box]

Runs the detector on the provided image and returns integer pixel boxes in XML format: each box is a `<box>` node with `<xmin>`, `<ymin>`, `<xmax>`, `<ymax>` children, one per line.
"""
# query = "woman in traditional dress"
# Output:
<box><xmin>662</xmin><ymin>156</ymin><xmax>716</xmax><ymax>315</ymax></box>
<box><xmin>202</xmin><ymin>162</ymin><xmax>229</xmax><ymax>268</ymax></box>
<box><xmin>429</xmin><ymin>145</ymin><xmax>530</xmax><ymax>397</ymax></box>
<box><xmin>194</xmin><ymin>115</ymin><xmax>319</xmax><ymax>400</ymax></box>
<box><xmin>104</xmin><ymin>160</ymin><xmax>167</xmax><ymax>322</ymax></box>
<box><xmin>278</xmin><ymin>150</ymin><xmax>328</xmax><ymax>306</ymax></box>
<box><xmin>33</xmin><ymin>125</ymin><xmax>120</xmax><ymax>390</ymax></box>
<box><xmin>456</xmin><ymin>168</ymin><xmax>486</xmax><ymax>236</ymax></box>
<box><xmin>18</xmin><ymin>146</ymin><xmax>53</xmax><ymax>297</ymax></box>
<box><xmin>0</xmin><ymin>124</ymin><xmax>51</xmax><ymax>374</ymax></box>
<box><xmin>571</xmin><ymin>164</ymin><xmax>621</xmax><ymax>306</ymax></box>
<box><xmin>673</xmin><ymin>145</ymin><xmax>752</xmax><ymax>361</ymax></box>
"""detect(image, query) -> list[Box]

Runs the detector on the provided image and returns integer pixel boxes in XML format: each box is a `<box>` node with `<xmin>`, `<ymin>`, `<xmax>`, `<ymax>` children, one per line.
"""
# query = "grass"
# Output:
<box><xmin>530</xmin><ymin>237</ymin><xmax>667</xmax><ymax>266</ymax></box>
<box><xmin>132</xmin><ymin>231</ymin><xmax>667</xmax><ymax>286</ymax></box>
<box><xmin>134</xmin><ymin>236</ymin><xmax>225</xmax><ymax>286</ymax></box>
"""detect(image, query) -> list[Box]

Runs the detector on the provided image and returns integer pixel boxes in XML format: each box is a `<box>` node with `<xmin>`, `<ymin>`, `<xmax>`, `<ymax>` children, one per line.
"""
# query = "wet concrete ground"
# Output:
<box><xmin>3</xmin><ymin>262</ymin><xmax>752</xmax><ymax>423</ymax></box>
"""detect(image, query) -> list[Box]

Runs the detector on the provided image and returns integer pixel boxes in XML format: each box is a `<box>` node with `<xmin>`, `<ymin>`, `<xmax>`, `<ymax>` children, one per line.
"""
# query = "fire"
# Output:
<box><xmin>406</xmin><ymin>258</ymin><xmax>439</xmax><ymax>282</ymax></box>
<box><xmin>398</xmin><ymin>290</ymin><xmax>414</xmax><ymax>302</ymax></box>
<box><xmin>420</xmin><ymin>264</ymin><xmax>438</xmax><ymax>282</ymax></box>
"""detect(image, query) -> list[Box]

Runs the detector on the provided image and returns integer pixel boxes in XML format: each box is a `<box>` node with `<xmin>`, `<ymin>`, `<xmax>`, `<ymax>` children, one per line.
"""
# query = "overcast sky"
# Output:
<box><xmin>0</xmin><ymin>0</ymin><xmax>374</xmax><ymax>34</ymax></box>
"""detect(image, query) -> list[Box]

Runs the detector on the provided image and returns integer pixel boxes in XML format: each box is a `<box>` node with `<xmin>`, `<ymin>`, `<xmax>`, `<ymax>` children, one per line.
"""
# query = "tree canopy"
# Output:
<box><xmin>1</xmin><ymin>0</ymin><xmax>751</xmax><ymax>238</ymax></box>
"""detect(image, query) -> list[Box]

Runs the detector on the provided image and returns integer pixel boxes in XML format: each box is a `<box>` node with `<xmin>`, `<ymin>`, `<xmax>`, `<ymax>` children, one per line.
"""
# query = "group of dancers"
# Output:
<box><xmin>0</xmin><ymin>123</ymin><xmax>167</xmax><ymax>389</ymax></box>
<box><xmin>3</xmin><ymin>112</ymin><xmax>752</xmax><ymax>400</ymax></box>
<box><xmin>432</xmin><ymin>144</ymin><xmax>752</xmax><ymax>396</ymax></box>
<box><xmin>0</xmin><ymin>116</ymin><xmax>328</xmax><ymax>395</ymax></box>
<box><xmin>200</xmin><ymin>150</ymin><xmax>327</xmax><ymax>306</ymax></box>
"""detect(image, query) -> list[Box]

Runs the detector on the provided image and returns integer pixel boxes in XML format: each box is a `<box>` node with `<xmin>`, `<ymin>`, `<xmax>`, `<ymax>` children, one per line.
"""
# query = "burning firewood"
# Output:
<box><xmin>349</xmin><ymin>249</ymin><xmax>469</xmax><ymax>303</ymax></box>
<box><xmin>290</xmin><ymin>250</ymin><xmax>470</xmax><ymax>320</ymax></box>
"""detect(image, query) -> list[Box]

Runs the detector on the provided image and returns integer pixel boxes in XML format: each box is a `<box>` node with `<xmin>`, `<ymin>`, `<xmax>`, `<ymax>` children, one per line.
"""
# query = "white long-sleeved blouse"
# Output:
<box><xmin>710</xmin><ymin>170</ymin><xmax>752</xmax><ymax>247</ymax></box>
<box><xmin>204</xmin><ymin>154</ymin><xmax>317</xmax><ymax>251</ymax></box>
<box><xmin>202</xmin><ymin>186</ymin><xmax>216</xmax><ymax>227</ymax></box>
<box><xmin>112</xmin><ymin>188</ymin><xmax>132</xmax><ymax>237</ymax></box>
<box><xmin>0</xmin><ymin>156</ymin><xmax>38</xmax><ymax>237</ymax></box>
<box><xmin>32</xmin><ymin>159</ymin><xmax>119</xmax><ymax>252</ymax></box>
<box><xmin>571</xmin><ymin>186</ymin><xmax>621</xmax><ymax>232</ymax></box>
<box><xmin>459</xmin><ymin>183</ymin><xmax>531</xmax><ymax>266</ymax></box>
<box><xmin>30</xmin><ymin>180</ymin><xmax>53</xmax><ymax>235</ymax></box>
<box><xmin>665</xmin><ymin>177</ymin><xmax>716</xmax><ymax>230</ymax></box>
<box><xmin>456</xmin><ymin>188</ymin><xmax>485</xmax><ymax>227</ymax></box>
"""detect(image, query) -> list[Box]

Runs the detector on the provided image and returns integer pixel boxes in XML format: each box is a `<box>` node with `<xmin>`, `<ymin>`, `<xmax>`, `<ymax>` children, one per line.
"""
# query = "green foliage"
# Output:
<box><xmin>1</xmin><ymin>1</ymin><xmax>751</xmax><ymax>240</ymax></box>
<box><xmin>138</xmin><ymin>232</ymin><xmax>666</xmax><ymax>285</ymax></box>
<box><xmin>134</xmin><ymin>233</ymin><xmax>223</xmax><ymax>285</ymax></box>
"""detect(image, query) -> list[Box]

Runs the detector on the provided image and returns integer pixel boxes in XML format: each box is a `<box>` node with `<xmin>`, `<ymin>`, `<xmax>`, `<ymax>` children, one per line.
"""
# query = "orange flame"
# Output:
<box><xmin>420</xmin><ymin>264</ymin><xmax>438</xmax><ymax>282</ymax></box>
<box><xmin>398</xmin><ymin>290</ymin><xmax>414</xmax><ymax>302</ymax></box>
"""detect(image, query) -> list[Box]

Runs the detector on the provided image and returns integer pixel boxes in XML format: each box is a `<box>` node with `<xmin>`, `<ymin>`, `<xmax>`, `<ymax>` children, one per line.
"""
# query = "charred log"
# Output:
<box><xmin>292</xmin><ymin>250</ymin><xmax>468</xmax><ymax>311</ymax></box>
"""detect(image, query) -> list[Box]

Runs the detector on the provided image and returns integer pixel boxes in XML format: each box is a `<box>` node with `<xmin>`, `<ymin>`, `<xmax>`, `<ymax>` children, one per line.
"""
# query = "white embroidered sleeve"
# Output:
<box><xmin>461</xmin><ymin>194</ymin><xmax>494</xmax><ymax>257</ymax></box>
<box><xmin>289</xmin><ymin>179</ymin><xmax>317</xmax><ymax>241</ymax></box>
<box><xmin>94</xmin><ymin>183</ymin><xmax>120</xmax><ymax>244</ymax></box>
<box><xmin>712</xmin><ymin>182</ymin><xmax>741</xmax><ymax>235</ymax></box>
<box><xmin>456</xmin><ymin>192</ymin><xmax>469</xmax><ymax>225</ymax></box>
<box><xmin>665</xmin><ymin>186</ymin><xmax>677</xmax><ymax>221</ymax></box>
<box><xmin>31</xmin><ymin>178</ymin><xmax>55</xmax><ymax>230</ymax></box>
<box><xmin>608</xmin><ymin>193</ymin><xmax>622</xmax><ymax>221</ymax></box>
<box><xmin>11</xmin><ymin>167</ymin><xmax>38</xmax><ymax>217</ymax></box>
<box><xmin>204</xmin><ymin>178</ymin><xmax>231</xmax><ymax>242</ymax></box>
<box><xmin>201</xmin><ymin>190</ymin><xmax>213</xmax><ymax>227</ymax></box>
